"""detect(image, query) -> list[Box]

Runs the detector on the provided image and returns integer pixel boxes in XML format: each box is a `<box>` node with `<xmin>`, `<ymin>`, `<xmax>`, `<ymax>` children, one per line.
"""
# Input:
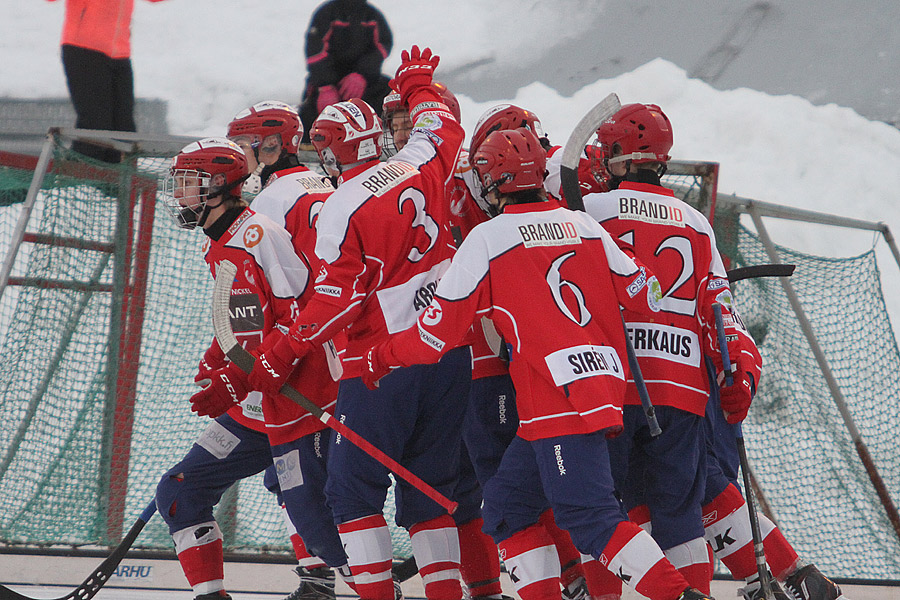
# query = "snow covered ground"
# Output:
<box><xmin>4</xmin><ymin>0</ymin><xmax>898</xmax><ymax>331</ymax></box>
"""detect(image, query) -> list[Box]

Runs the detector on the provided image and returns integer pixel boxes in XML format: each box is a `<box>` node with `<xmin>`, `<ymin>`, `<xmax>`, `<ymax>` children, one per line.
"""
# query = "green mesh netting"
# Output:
<box><xmin>0</xmin><ymin>143</ymin><xmax>898</xmax><ymax>579</ymax></box>
<box><xmin>0</xmin><ymin>139</ymin><xmax>409</xmax><ymax>559</ymax></box>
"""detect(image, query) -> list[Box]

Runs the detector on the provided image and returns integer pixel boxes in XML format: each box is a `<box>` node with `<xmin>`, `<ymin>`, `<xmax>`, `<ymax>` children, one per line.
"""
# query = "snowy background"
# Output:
<box><xmin>2</xmin><ymin>0</ymin><xmax>900</xmax><ymax>331</ymax></box>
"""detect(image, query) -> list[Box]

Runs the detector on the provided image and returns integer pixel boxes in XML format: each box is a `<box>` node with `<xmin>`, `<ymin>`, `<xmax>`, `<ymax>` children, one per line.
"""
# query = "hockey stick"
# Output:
<box><xmin>727</xmin><ymin>263</ymin><xmax>795</xmax><ymax>283</ymax></box>
<box><xmin>712</xmin><ymin>303</ymin><xmax>774</xmax><ymax>600</ymax></box>
<box><xmin>559</xmin><ymin>93</ymin><xmax>662</xmax><ymax>436</ymax></box>
<box><xmin>0</xmin><ymin>501</ymin><xmax>157</xmax><ymax>600</ymax></box>
<box><xmin>212</xmin><ymin>260</ymin><xmax>457</xmax><ymax>515</ymax></box>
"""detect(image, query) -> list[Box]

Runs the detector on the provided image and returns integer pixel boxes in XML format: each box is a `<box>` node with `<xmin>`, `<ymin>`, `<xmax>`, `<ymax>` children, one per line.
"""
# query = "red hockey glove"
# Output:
<box><xmin>338</xmin><ymin>72</ymin><xmax>367</xmax><ymax>100</ymax></box>
<box><xmin>248</xmin><ymin>331</ymin><xmax>303</xmax><ymax>397</ymax></box>
<box><xmin>316</xmin><ymin>85</ymin><xmax>340</xmax><ymax>113</ymax></box>
<box><xmin>390</xmin><ymin>45</ymin><xmax>440</xmax><ymax>106</ymax></box>
<box><xmin>189</xmin><ymin>363</ymin><xmax>250</xmax><ymax>418</ymax></box>
<box><xmin>361</xmin><ymin>342</ymin><xmax>397</xmax><ymax>390</ymax></box>
<box><xmin>194</xmin><ymin>339</ymin><xmax>227</xmax><ymax>387</ymax></box>
<box><xmin>718</xmin><ymin>355</ymin><xmax>756</xmax><ymax>424</ymax></box>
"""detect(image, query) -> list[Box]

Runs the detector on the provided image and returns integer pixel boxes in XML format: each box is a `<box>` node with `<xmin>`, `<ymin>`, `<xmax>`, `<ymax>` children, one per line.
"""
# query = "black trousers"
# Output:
<box><xmin>62</xmin><ymin>44</ymin><xmax>136</xmax><ymax>162</ymax></box>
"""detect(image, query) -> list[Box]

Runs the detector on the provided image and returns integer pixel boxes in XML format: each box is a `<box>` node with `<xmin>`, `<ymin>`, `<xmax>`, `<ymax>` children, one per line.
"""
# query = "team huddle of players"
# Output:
<box><xmin>157</xmin><ymin>46</ymin><xmax>846</xmax><ymax>600</ymax></box>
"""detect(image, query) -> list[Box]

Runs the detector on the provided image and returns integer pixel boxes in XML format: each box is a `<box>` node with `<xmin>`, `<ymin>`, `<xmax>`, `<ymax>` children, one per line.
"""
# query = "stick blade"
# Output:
<box><xmin>560</xmin><ymin>93</ymin><xmax>621</xmax><ymax>211</ymax></box>
<box><xmin>212</xmin><ymin>259</ymin><xmax>239</xmax><ymax>355</ymax></box>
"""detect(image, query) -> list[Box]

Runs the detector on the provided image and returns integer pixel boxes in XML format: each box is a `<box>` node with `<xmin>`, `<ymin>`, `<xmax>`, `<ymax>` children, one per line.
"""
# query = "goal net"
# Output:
<box><xmin>0</xmin><ymin>133</ymin><xmax>897</xmax><ymax>579</ymax></box>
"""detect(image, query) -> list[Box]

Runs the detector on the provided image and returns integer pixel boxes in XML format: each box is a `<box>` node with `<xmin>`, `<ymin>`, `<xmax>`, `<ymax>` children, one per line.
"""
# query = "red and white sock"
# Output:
<box><xmin>702</xmin><ymin>484</ymin><xmax>799</xmax><ymax>581</ymax></box>
<box><xmin>537</xmin><ymin>509</ymin><xmax>584</xmax><ymax>590</ymax></box>
<box><xmin>410</xmin><ymin>515</ymin><xmax>462</xmax><ymax>600</ymax></box>
<box><xmin>172</xmin><ymin>521</ymin><xmax>225</xmax><ymax>595</ymax></box>
<box><xmin>663</xmin><ymin>537</ymin><xmax>712</xmax><ymax>594</ymax></box>
<box><xmin>498</xmin><ymin>522</ymin><xmax>561</xmax><ymax>600</ymax></box>
<box><xmin>581</xmin><ymin>555</ymin><xmax>622</xmax><ymax>600</ymax></box>
<box><xmin>599</xmin><ymin>521</ymin><xmax>689</xmax><ymax>600</ymax></box>
<box><xmin>457</xmin><ymin>517</ymin><xmax>503</xmax><ymax>598</ymax></box>
<box><xmin>280</xmin><ymin>504</ymin><xmax>328</xmax><ymax>569</ymax></box>
<box><xmin>338</xmin><ymin>514</ymin><xmax>394</xmax><ymax>600</ymax></box>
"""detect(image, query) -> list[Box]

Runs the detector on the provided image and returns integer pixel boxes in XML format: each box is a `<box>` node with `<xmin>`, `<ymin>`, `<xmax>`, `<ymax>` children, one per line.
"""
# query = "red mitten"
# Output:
<box><xmin>338</xmin><ymin>72</ymin><xmax>367</xmax><ymax>100</ymax></box>
<box><xmin>390</xmin><ymin>45</ymin><xmax>440</xmax><ymax>105</ymax></box>
<box><xmin>189</xmin><ymin>363</ymin><xmax>250</xmax><ymax>418</ymax></box>
<box><xmin>248</xmin><ymin>331</ymin><xmax>304</xmax><ymax>397</ymax></box>
<box><xmin>316</xmin><ymin>85</ymin><xmax>340</xmax><ymax>114</ymax></box>
<box><xmin>361</xmin><ymin>342</ymin><xmax>398</xmax><ymax>390</ymax></box>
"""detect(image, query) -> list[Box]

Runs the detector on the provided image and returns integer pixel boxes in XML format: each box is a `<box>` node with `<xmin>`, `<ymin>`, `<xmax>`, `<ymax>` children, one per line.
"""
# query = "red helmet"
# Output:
<box><xmin>310</xmin><ymin>99</ymin><xmax>382</xmax><ymax>171</ymax></box>
<box><xmin>472</xmin><ymin>127</ymin><xmax>547</xmax><ymax>198</ymax></box>
<box><xmin>432</xmin><ymin>81</ymin><xmax>461</xmax><ymax>121</ymax></box>
<box><xmin>227</xmin><ymin>100</ymin><xmax>303</xmax><ymax>155</ymax></box>
<box><xmin>164</xmin><ymin>138</ymin><xmax>249</xmax><ymax>229</ymax></box>
<box><xmin>470</xmin><ymin>104</ymin><xmax>544</xmax><ymax>157</ymax></box>
<box><xmin>597</xmin><ymin>103</ymin><xmax>672</xmax><ymax>165</ymax></box>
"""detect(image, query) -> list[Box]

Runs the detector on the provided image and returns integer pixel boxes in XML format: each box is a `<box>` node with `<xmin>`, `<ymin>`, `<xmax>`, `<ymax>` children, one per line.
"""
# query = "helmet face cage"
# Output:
<box><xmin>381</xmin><ymin>91</ymin><xmax>407</xmax><ymax>158</ymax></box>
<box><xmin>163</xmin><ymin>138</ymin><xmax>249</xmax><ymax>229</ymax></box>
<box><xmin>472</xmin><ymin>128</ymin><xmax>547</xmax><ymax>202</ymax></box>
<box><xmin>470</xmin><ymin>104</ymin><xmax>545</xmax><ymax>157</ymax></box>
<box><xmin>163</xmin><ymin>168</ymin><xmax>212</xmax><ymax>229</ymax></box>
<box><xmin>310</xmin><ymin>99</ymin><xmax>382</xmax><ymax>170</ymax></box>
<box><xmin>597</xmin><ymin>103</ymin><xmax>673</xmax><ymax>166</ymax></box>
<box><xmin>227</xmin><ymin>101</ymin><xmax>303</xmax><ymax>156</ymax></box>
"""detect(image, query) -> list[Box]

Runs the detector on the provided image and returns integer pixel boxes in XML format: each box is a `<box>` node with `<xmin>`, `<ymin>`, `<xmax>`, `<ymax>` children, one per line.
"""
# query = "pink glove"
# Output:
<box><xmin>316</xmin><ymin>85</ymin><xmax>341</xmax><ymax>114</ymax></box>
<box><xmin>248</xmin><ymin>331</ymin><xmax>302</xmax><ymax>397</ymax></box>
<box><xmin>189</xmin><ymin>363</ymin><xmax>250</xmax><ymax>418</ymax></box>
<box><xmin>390</xmin><ymin>45</ymin><xmax>440</xmax><ymax>106</ymax></box>
<box><xmin>338</xmin><ymin>73</ymin><xmax>367</xmax><ymax>100</ymax></box>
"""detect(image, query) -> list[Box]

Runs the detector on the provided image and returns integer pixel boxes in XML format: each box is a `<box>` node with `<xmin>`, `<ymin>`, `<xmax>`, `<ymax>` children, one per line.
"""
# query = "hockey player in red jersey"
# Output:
<box><xmin>587</xmin><ymin>103</ymin><xmax>846</xmax><ymax>600</ymax></box>
<box><xmin>361</xmin><ymin>126</ymin><xmax>715</xmax><ymax>600</ymax></box>
<box><xmin>581</xmin><ymin>102</ymin><xmax>759</xmax><ymax>595</ymax></box>
<box><xmin>226</xmin><ymin>101</ymin><xmax>308</xmax><ymax>195</ymax></box>
<box><xmin>442</xmin><ymin>103</ymin><xmax>618</xmax><ymax>600</ymax></box>
<box><xmin>247</xmin><ymin>46</ymin><xmax>471</xmax><ymax>600</ymax></box>
<box><xmin>160</xmin><ymin>138</ymin><xmax>354</xmax><ymax>600</ymax></box>
<box><xmin>226</xmin><ymin>102</ymin><xmax>350</xmax><ymax>599</ymax></box>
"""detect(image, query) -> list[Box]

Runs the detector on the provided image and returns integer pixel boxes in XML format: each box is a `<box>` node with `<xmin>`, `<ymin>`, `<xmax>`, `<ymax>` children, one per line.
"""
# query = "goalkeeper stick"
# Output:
<box><xmin>713</xmin><ymin>303</ymin><xmax>774</xmax><ymax>600</ymax></box>
<box><xmin>0</xmin><ymin>501</ymin><xmax>157</xmax><ymax>600</ymax></box>
<box><xmin>559</xmin><ymin>93</ymin><xmax>661</xmax><ymax>436</ymax></box>
<box><xmin>212</xmin><ymin>260</ymin><xmax>457</xmax><ymax>515</ymax></box>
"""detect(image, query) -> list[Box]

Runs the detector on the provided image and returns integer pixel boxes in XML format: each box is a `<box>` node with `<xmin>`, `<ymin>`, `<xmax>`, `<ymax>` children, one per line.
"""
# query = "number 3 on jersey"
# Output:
<box><xmin>398</xmin><ymin>188</ymin><xmax>439</xmax><ymax>262</ymax></box>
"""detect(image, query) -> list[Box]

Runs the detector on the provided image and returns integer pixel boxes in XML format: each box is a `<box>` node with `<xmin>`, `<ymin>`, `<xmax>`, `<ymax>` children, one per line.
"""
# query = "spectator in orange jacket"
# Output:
<box><xmin>47</xmin><ymin>0</ymin><xmax>166</xmax><ymax>162</ymax></box>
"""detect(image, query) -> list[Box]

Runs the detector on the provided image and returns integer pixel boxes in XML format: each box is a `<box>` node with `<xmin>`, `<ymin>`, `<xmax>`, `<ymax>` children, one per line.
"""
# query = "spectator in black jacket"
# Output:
<box><xmin>299</xmin><ymin>0</ymin><xmax>393</xmax><ymax>142</ymax></box>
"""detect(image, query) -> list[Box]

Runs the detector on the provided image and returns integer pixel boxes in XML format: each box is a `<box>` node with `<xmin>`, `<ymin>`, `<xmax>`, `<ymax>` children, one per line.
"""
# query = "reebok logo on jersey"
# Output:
<box><xmin>554</xmin><ymin>444</ymin><xmax>566</xmax><ymax>475</ymax></box>
<box><xmin>618</xmin><ymin>197</ymin><xmax>685</xmax><ymax>226</ymax></box>
<box><xmin>518</xmin><ymin>221</ymin><xmax>580</xmax><ymax>248</ymax></box>
<box><xmin>360</xmin><ymin>161</ymin><xmax>417</xmax><ymax>197</ymax></box>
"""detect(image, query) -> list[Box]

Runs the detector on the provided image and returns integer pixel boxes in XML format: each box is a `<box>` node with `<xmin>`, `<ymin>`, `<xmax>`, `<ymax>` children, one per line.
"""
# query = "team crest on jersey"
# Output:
<box><xmin>316</xmin><ymin>265</ymin><xmax>328</xmax><ymax>283</ymax></box>
<box><xmin>414</xmin><ymin>113</ymin><xmax>442</xmax><ymax>131</ymax></box>
<box><xmin>421</xmin><ymin>301</ymin><xmax>443</xmax><ymax>326</ymax></box>
<box><xmin>618</xmin><ymin>197</ymin><xmax>685</xmax><ymax>227</ymax></box>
